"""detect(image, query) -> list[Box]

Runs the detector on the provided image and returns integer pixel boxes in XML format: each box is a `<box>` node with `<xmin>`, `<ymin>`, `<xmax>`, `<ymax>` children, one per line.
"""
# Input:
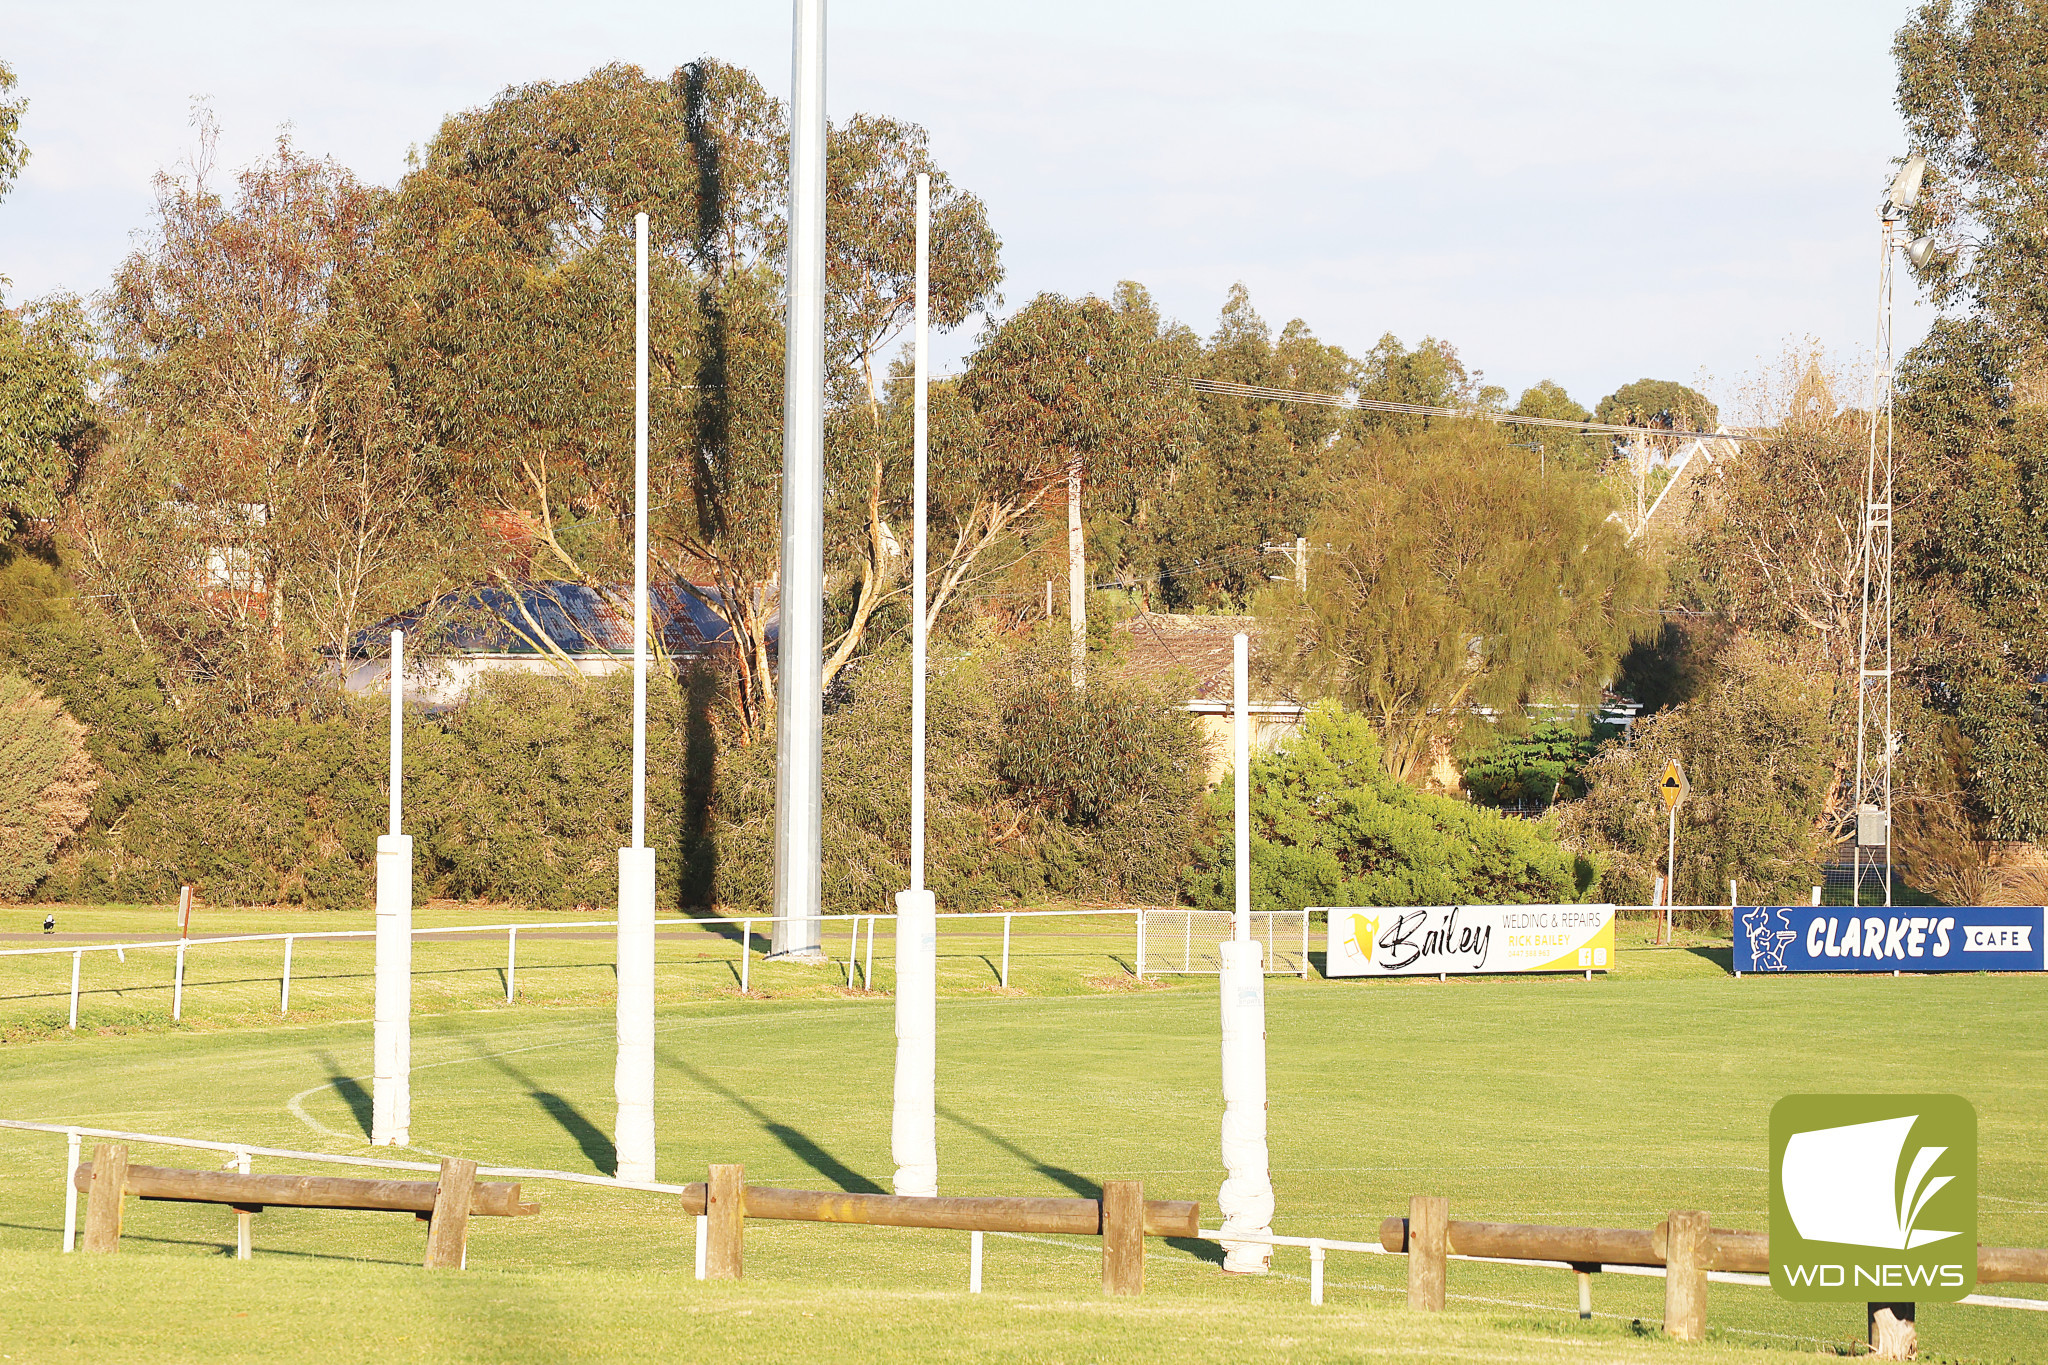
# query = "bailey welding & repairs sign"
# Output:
<box><xmin>1322</xmin><ymin>904</ymin><xmax>1615</xmax><ymax>977</ymax></box>
<box><xmin>1733</xmin><ymin>905</ymin><xmax>2044</xmax><ymax>974</ymax></box>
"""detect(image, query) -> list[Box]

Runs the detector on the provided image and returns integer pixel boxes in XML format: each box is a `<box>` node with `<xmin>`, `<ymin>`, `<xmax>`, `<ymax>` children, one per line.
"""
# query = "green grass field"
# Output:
<box><xmin>0</xmin><ymin>904</ymin><xmax>2043</xmax><ymax>1363</ymax></box>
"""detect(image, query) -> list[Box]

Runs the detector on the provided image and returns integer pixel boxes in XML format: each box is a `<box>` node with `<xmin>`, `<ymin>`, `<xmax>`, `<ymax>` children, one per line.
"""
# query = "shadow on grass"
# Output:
<box><xmin>310</xmin><ymin>1050</ymin><xmax>374</xmax><ymax>1139</ymax></box>
<box><xmin>936</xmin><ymin>1104</ymin><xmax>1098</xmax><ymax>1200</ymax></box>
<box><xmin>660</xmin><ymin>1049</ymin><xmax>883</xmax><ymax>1194</ymax></box>
<box><xmin>456</xmin><ymin>1039</ymin><xmax>617</xmax><ymax>1177</ymax></box>
<box><xmin>1686</xmin><ymin>945</ymin><xmax>1734</xmax><ymax>972</ymax></box>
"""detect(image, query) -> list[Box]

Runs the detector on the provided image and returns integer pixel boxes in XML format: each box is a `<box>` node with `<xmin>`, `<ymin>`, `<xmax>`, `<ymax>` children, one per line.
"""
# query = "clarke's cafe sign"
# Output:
<box><xmin>1734</xmin><ymin>906</ymin><xmax>2044</xmax><ymax>974</ymax></box>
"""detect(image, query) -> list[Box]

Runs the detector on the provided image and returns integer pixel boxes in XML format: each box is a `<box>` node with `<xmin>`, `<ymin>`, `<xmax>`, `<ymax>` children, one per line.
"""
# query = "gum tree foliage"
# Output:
<box><xmin>1351</xmin><ymin>333</ymin><xmax>1505</xmax><ymax>434</ymax></box>
<box><xmin>1896</xmin><ymin>0</ymin><xmax>2048</xmax><ymax>344</ymax></box>
<box><xmin>1882</xmin><ymin>4</ymin><xmax>2048</xmax><ymax>850</ymax></box>
<box><xmin>1559</xmin><ymin>635</ymin><xmax>1837</xmax><ymax>907</ymax></box>
<box><xmin>0</xmin><ymin>59</ymin><xmax>24</xmax><ymax>203</ymax></box>
<box><xmin>0</xmin><ymin>294</ymin><xmax>95</xmax><ymax>541</ymax></box>
<box><xmin>1508</xmin><ymin>380</ymin><xmax>1605</xmax><ymax>473</ymax></box>
<box><xmin>959</xmin><ymin>288</ymin><xmax>1197</xmax><ymax>683</ymax></box>
<box><xmin>1185</xmin><ymin>704</ymin><xmax>1582</xmax><ymax>913</ymax></box>
<box><xmin>384</xmin><ymin>62</ymin><xmax>1002</xmax><ymax>735</ymax></box>
<box><xmin>1258</xmin><ymin>422</ymin><xmax>1660</xmax><ymax>783</ymax></box>
<box><xmin>86</xmin><ymin>122</ymin><xmax>458</xmax><ymax>723</ymax></box>
<box><xmin>1148</xmin><ymin>284</ymin><xmax>1352</xmax><ymax>610</ymax></box>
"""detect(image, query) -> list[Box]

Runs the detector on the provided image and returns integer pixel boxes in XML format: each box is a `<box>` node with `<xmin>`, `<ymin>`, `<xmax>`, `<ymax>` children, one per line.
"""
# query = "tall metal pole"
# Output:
<box><xmin>772</xmin><ymin>0</ymin><xmax>827</xmax><ymax>961</ymax></box>
<box><xmin>892</xmin><ymin>172</ymin><xmax>938</xmax><ymax>1199</ymax></box>
<box><xmin>910</xmin><ymin>172</ymin><xmax>929</xmax><ymax>895</ymax></box>
<box><xmin>614</xmin><ymin>212</ymin><xmax>658</xmax><ymax>1181</ymax></box>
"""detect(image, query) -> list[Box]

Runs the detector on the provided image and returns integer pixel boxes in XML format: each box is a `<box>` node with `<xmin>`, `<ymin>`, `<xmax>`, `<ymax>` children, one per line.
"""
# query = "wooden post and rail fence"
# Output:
<box><xmin>1381</xmin><ymin>1196</ymin><xmax>2048</xmax><ymax>1356</ymax></box>
<box><xmin>679</xmin><ymin>1163</ymin><xmax>1198</xmax><ymax>1296</ymax></box>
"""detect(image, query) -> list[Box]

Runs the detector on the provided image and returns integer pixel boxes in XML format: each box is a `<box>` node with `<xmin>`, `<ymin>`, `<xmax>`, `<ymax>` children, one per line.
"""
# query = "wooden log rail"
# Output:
<box><xmin>678</xmin><ymin>1164</ymin><xmax>1199</xmax><ymax>1296</ymax></box>
<box><xmin>74</xmin><ymin>1144</ymin><xmax>537</xmax><ymax>1268</ymax></box>
<box><xmin>1380</xmin><ymin>1201</ymin><xmax>2048</xmax><ymax>1348</ymax></box>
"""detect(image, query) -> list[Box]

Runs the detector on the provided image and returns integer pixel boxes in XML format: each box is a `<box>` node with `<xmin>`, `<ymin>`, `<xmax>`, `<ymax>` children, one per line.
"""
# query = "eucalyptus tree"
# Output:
<box><xmin>961</xmin><ymin>289</ymin><xmax>1195</xmax><ymax>686</ymax></box>
<box><xmin>1259</xmin><ymin>422</ymin><xmax>1659</xmax><ymax>784</ymax></box>
<box><xmin>0</xmin><ymin>60</ymin><xmax>25</xmax><ymax>204</ymax></box>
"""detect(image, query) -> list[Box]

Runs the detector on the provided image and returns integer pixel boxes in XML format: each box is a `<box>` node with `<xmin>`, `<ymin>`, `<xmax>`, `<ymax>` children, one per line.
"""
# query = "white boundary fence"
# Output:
<box><xmin>2</xmin><ymin>907</ymin><xmax>1158</xmax><ymax>1028</ymax></box>
<box><xmin>2</xmin><ymin>1119</ymin><xmax>2038</xmax><ymax>1320</ymax></box>
<box><xmin>1137</xmin><ymin>908</ymin><xmax>1309</xmax><ymax>977</ymax></box>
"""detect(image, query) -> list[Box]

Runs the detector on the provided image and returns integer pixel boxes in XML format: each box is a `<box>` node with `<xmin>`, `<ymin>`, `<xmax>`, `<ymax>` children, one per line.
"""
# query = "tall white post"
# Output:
<box><xmin>892</xmin><ymin>173</ymin><xmax>939</xmax><ymax>1199</ymax></box>
<box><xmin>615</xmin><ymin>212</ymin><xmax>659</xmax><ymax>1182</ymax></box>
<box><xmin>772</xmin><ymin>0</ymin><xmax>828</xmax><ymax>961</ymax></box>
<box><xmin>372</xmin><ymin>629</ymin><xmax>413</xmax><ymax>1146</ymax></box>
<box><xmin>1216</xmin><ymin>632</ymin><xmax>1272</xmax><ymax>1272</ymax></box>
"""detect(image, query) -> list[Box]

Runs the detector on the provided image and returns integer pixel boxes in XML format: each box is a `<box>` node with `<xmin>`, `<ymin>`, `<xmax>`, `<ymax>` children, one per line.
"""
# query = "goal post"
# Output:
<box><xmin>1136</xmin><ymin>908</ymin><xmax>1310</xmax><ymax>978</ymax></box>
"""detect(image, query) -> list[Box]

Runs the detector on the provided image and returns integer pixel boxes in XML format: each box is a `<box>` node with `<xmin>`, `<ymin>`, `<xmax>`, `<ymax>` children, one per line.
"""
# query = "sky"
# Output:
<box><xmin>1</xmin><ymin>0</ymin><xmax>1935</xmax><ymax>417</ymax></box>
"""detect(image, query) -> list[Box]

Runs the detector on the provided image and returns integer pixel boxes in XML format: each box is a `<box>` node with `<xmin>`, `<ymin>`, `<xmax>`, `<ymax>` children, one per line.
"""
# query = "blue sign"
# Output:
<box><xmin>1734</xmin><ymin>906</ymin><xmax>2045</xmax><ymax>974</ymax></box>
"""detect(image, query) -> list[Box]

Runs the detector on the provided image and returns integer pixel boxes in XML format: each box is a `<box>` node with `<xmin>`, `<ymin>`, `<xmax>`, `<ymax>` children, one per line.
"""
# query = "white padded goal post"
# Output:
<box><xmin>1137</xmin><ymin>908</ymin><xmax>1310</xmax><ymax>977</ymax></box>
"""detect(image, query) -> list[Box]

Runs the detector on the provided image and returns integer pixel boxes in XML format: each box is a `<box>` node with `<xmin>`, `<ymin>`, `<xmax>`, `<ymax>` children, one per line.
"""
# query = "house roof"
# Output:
<box><xmin>1115</xmin><ymin>612</ymin><xmax>1263</xmax><ymax>701</ymax></box>
<box><xmin>345</xmin><ymin>580</ymin><xmax>772</xmax><ymax>660</ymax></box>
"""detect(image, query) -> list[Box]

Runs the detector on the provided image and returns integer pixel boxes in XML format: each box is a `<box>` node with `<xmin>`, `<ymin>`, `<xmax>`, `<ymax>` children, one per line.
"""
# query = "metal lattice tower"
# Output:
<box><xmin>1852</xmin><ymin>198</ymin><xmax>1907</xmax><ymax>909</ymax></box>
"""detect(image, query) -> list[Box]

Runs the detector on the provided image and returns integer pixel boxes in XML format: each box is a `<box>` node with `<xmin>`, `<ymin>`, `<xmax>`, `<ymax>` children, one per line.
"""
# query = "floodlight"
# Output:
<box><xmin>1906</xmin><ymin>235</ymin><xmax>1939</xmax><ymax>268</ymax></box>
<box><xmin>1884</xmin><ymin>152</ymin><xmax>1927</xmax><ymax>216</ymax></box>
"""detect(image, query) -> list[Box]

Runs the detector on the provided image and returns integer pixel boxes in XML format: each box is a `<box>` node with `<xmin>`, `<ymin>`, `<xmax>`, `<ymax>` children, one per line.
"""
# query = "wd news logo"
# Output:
<box><xmin>1769</xmin><ymin>1095</ymin><xmax>1976</xmax><ymax>1302</ymax></box>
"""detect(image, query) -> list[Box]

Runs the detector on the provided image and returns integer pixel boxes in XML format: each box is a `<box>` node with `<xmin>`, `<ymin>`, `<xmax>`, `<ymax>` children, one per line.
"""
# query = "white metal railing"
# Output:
<box><xmin>7</xmin><ymin>908</ymin><xmax>1153</xmax><ymax>1028</ymax></box>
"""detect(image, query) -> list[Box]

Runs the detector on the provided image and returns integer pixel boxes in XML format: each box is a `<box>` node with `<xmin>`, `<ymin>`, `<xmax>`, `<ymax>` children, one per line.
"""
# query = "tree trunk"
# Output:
<box><xmin>1068</xmin><ymin>463</ymin><xmax>1087</xmax><ymax>690</ymax></box>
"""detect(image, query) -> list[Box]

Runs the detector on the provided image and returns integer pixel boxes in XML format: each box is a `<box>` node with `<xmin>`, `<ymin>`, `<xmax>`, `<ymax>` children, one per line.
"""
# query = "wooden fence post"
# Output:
<box><xmin>80</xmin><ymin>1142</ymin><xmax>128</xmax><ymax>1253</ymax></box>
<box><xmin>1663</xmin><ymin>1210</ymin><xmax>1709</xmax><ymax>1342</ymax></box>
<box><xmin>1101</xmin><ymin>1180</ymin><xmax>1143</xmax><ymax>1296</ymax></box>
<box><xmin>1868</xmin><ymin>1303</ymin><xmax>1916</xmax><ymax>1360</ymax></box>
<box><xmin>1407</xmin><ymin>1195</ymin><xmax>1448</xmax><ymax>1311</ymax></box>
<box><xmin>707</xmin><ymin>1163</ymin><xmax>745</xmax><ymax>1280</ymax></box>
<box><xmin>423</xmin><ymin>1157</ymin><xmax>477</xmax><ymax>1268</ymax></box>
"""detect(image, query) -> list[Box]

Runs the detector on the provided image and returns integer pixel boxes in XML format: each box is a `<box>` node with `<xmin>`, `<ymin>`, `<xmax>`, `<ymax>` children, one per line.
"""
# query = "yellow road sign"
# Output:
<box><xmin>1658</xmin><ymin>759</ymin><xmax>1690</xmax><ymax>810</ymax></box>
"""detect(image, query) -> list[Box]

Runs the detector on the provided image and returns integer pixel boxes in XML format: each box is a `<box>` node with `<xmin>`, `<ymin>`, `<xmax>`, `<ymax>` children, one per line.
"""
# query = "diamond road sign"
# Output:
<box><xmin>1658</xmin><ymin>759</ymin><xmax>1690</xmax><ymax>810</ymax></box>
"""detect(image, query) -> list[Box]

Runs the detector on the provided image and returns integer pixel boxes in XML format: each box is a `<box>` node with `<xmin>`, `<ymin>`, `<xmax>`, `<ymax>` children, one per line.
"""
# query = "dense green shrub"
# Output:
<box><xmin>1186</xmin><ymin>703</ymin><xmax>1586</xmax><ymax>911</ymax></box>
<box><xmin>0</xmin><ymin>672</ymin><xmax>95</xmax><ymax>897</ymax></box>
<box><xmin>1</xmin><ymin>612</ymin><xmax>1208</xmax><ymax>913</ymax></box>
<box><xmin>1460</xmin><ymin>720</ymin><xmax>1609</xmax><ymax>808</ymax></box>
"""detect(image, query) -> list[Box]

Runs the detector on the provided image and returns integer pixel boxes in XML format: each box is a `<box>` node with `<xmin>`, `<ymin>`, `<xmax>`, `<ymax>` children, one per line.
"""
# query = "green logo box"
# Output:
<box><xmin>1769</xmin><ymin>1095</ymin><xmax>1976</xmax><ymax>1302</ymax></box>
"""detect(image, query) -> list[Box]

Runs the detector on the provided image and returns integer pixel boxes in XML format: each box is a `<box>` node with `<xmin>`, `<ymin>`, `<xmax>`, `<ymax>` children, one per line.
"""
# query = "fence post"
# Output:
<box><xmin>865</xmin><ymin>917</ymin><xmax>875</xmax><ymax>991</ymax></box>
<box><xmin>1101</xmin><ymin>1180</ymin><xmax>1143</xmax><ymax>1296</ymax></box>
<box><xmin>235</xmin><ymin>1150</ymin><xmax>252</xmax><ymax>1260</ymax></box>
<box><xmin>506</xmin><ymin>927</ymin><xmax>517</xmax><ymax>1003</ymax></box>
<box><xmin>1406</xmin><ymin>1195</ymin><xmax>1448</xmax><ymax>1311</ymax></box>
<box><xmin>1301</xmin><ymin>911</ymin><xmax>1310</xmax><ymax>981</ymax></box>
<box><xmin>68</xmin><ymin>950</ymin><xmax>81</xmax><ymax>1030</ymax></box>
<box><xmin>423</xmin><ymin>1157</ymin><xmax>477</xmax><ymax>1269</ymax></box>
<box><xmin>1001</xmin><ymin>915</ymin><xmax>1012</xmax><ymax>988</ymax></box>
<box><xmin>707</xmin><ymin>1163</ymin><xmax>744</xmax><ymax>1280</ymax></box>
<box><xmin>694</xmin><ymin>1214</ymin><xmax>708</xmax><ymax>1280</ymax></box>
<box><xmin>1309</xmin><ymin>1240</ymin><xmax>1326</xmax><ymax>1305</ymax></box>
<box><xmin>970</xmin><ymin>1229</ymin><xmax>984</xmax><ymax>1293</ymax></box>
<box><xmin>1134</xmin><ymin>908</ymin><xmax>1145</xmax><ymax>980</ymax></box>
<box><xmin>61</xmin><ymin>1129</ymin><xmax>80</xmax><ymax>1252</ymax></box>
<box><xmin>1868</xmin><ymin>1302</ymin><xmax>1916</xmax><ymax>1360</ymax></box>
<box><xmin>80</xmin><ymin>1142</ymin><xmax>127</xmax><ymax>1253</ymax></box>
<box><xmin>848</xmin><ymin>916</ymin><xmax>860</xmax><ymax>987</ymax></box>
<box><xmin>280</xmin><ymin>936</ymin><xmax>294</xmax><ymax>1015</ymax></box>
<box><xmin>1663</xmin><ymin>1210</ymin><xmax>1709</xmax><ymax>1342</ymax></box>
<box><xmin>740</xmin><ymin>921</ymin><xmax>752</xmax><ymax>994</ymax></box>
<box><xmin>173</xmin><ymin>941</ymin><xmax>186</xmax><ymax>1022</ymax></box>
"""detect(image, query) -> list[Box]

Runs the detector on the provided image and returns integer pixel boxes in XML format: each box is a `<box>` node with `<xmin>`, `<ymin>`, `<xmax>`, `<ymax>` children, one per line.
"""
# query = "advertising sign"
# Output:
<box><xmin>1322</xmin><ymin>904</ymin><xmax>1615</xmax><ymax>977</ymax></box>
<box><xmin>1770</xmin><ymin>1095</ymin><xmax>1976</xmax><ymax>1302</ymax></box>
<box><xmin>1734</xmin><ymin>905</ymin><xmax>2044</xmax><ymax>974</ymax></box>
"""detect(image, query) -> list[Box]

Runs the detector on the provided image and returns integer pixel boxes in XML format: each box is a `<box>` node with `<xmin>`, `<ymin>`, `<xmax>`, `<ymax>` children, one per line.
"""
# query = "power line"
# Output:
<box><xmin>1174</xmin><ymin>376</ymin><xmax>1746</xmax><ymax>443</ymax></box>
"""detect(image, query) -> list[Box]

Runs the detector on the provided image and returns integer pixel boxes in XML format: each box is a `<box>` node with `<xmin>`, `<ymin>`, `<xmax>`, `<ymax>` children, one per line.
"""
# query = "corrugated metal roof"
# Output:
<box><xmin>345</xmin><ymin>580</ymin><xmax>774</xmax><ymax>660</ymax></box>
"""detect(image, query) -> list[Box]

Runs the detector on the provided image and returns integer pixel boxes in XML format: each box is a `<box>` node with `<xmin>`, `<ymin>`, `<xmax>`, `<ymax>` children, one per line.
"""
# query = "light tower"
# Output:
<box><xmin>1852</xmin><ymin>153</ymin><xmax>1935</xmax><ymax>909</ymax></box>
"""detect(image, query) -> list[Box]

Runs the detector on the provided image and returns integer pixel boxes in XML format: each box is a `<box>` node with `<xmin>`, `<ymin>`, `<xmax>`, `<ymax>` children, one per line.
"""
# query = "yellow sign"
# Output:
<box><xmin>1659</xmin><ymin>759</ymin><xmax>1690</xmax><ymax>810</ymax></box>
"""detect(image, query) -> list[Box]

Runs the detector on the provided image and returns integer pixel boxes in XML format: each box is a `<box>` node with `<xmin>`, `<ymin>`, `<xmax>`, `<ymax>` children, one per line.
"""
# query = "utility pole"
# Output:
<box><xmin>772</xmin><ymin>0</ymin><xmax>827</xmax><ymax>961</ymax></box>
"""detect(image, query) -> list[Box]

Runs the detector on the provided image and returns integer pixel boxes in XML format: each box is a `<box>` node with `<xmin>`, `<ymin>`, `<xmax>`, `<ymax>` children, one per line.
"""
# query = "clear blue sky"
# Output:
<box><xmin>2</xmin><ymin>0</ymin><xmax>1932</xmax><ymax>415</ymax></box>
